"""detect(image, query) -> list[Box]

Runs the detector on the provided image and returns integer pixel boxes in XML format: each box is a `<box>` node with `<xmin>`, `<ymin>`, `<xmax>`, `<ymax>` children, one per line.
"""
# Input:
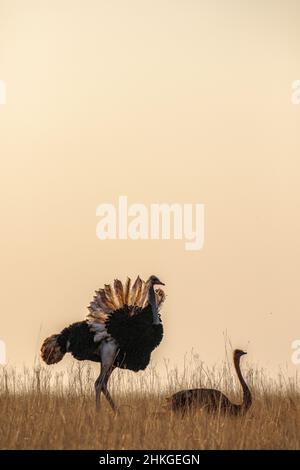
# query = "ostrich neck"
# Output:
<box><xmin>148</xmin><ymin>284</ymin><xmax>160</xmax><ymax>325</ymax></box>
<box><xmin>234</xmin><ymin>355</ymin><xmax>252</xmax><ymax>410</ymax></box>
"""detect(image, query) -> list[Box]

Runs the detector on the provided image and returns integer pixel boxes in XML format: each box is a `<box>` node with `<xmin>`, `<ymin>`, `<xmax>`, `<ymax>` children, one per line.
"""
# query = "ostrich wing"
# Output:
<box><xmin>86</xmin><ymin>276</ymin><xmax>165</xmax><ymax>371</ymax></box>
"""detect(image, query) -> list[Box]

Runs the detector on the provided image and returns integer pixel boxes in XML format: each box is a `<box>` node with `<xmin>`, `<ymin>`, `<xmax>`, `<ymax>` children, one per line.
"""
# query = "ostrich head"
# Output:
<box><xmin>234</xmin><ymin>349</ymin><xmax>247</xmax><ymax>358</ymax></box>
<box><xmin>147</xmin><ymin>275</ymin><xmax>165</xmax><ymax>286</ymax></box>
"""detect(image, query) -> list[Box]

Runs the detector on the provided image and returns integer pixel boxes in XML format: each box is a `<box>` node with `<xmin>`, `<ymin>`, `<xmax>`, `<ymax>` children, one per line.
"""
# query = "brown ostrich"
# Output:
<box><xmin>168</xmin><ymin>349</ymin><xmax>252</xmax><ymax>416</ymax></box>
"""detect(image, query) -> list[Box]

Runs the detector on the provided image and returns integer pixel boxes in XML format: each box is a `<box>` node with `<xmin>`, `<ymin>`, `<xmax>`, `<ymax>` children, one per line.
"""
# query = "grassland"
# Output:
<box><xmin>0</xmin><ymin>355</ymin><xmax>299</xmax><ymax>450</ymax></box>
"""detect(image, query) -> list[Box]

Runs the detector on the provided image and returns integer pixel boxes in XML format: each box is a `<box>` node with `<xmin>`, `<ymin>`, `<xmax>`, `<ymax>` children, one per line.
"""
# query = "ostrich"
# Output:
<box><xmin>168</xmin><ymin>349</ymin><xmax>252</xmax><ymax>416</ymax></box>
<box><xmin>41</xmin><ymin>275</ymin><xmax>165</xmax><ymax>411</ymax></box>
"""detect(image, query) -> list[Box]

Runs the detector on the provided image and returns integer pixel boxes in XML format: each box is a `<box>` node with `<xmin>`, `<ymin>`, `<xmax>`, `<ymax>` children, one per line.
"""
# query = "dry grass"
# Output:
<box><xmin>0</xmin><ymin>356</ymin><xmax>300</xmax><ymax>450</ymax></box>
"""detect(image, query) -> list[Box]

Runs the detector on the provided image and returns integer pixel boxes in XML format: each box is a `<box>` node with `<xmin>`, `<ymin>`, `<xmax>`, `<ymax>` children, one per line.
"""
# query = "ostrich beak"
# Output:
<box><xmin>157</xmin><ymin>280</ymin><xmax>165</xmax><ymax>286</ymax></box>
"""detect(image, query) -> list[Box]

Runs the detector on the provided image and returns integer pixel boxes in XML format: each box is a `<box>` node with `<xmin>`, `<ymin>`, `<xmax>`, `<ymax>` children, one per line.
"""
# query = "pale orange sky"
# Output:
<box><xmin>0</xmin><ymin>1</ymin><xmax>300</xmax><ymax>378</ymax></box>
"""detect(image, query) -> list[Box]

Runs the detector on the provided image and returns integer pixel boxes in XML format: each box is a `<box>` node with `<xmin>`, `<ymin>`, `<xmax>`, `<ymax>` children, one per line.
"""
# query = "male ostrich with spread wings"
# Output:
<box><xmin>41</xmin><ymin>275</ymin><xmax>165</xmax><ymax>411</ymax></box>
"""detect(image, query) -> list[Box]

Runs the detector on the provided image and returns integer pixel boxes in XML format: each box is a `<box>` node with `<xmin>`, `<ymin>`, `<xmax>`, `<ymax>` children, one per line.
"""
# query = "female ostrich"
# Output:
<box><xmin>169</xmin><ymin>349</ymin><xmax>252</xmax><ymax>416</ymax></box>
<box><xmin>41</xmin><ymin>275</ymin><xmax>165</xmax><ymax>411</ymax></box>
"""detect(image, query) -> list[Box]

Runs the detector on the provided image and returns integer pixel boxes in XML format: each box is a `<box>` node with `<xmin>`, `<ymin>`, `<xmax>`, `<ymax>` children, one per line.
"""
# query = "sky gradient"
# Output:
<box><xmin>0</xmin><ymin>0</ymin><xmax>300</xmax><ymax>379</ymax></box>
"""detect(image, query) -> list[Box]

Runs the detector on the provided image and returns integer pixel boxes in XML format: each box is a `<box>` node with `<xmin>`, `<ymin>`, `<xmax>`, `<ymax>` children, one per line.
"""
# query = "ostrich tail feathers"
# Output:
<box><xmin>124</xmin><ymin>277</ymin><xmax>131</xmax><ymax>305</ymax></box>
<box><xmin>130</xmin><ymin>275</ymin><xmax>142</xmax><ymax>305</ymax></box>
<box><xmin>40</xmin><ymin>334</ymin><xmax>65</xmax><ymax>365</ymax></box>
<box><xmin>114</xmin><ymin>279</ymin><xmax>124</xmax><ymax>308</ymax></box>
<box><xmin>86</xmin><ymin>276</ymin><xmax>165</xmax><ymax>323</ymax></box>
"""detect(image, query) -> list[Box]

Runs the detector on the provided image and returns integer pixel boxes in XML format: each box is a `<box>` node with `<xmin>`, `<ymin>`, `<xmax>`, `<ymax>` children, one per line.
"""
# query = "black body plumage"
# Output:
<box><xmin>106</xmin><ymin>304</ymin><xmax>163</xmax><ymax>371</ymax></box>
<box><xmin>58</xmin><ymin>321</ymin><xmax>101</xmax><ymax>363</ymax></box>
<box><xmin>57</xmin><ymin>304</ymin><xmax>163</xmax><ymax>371</ymax></box>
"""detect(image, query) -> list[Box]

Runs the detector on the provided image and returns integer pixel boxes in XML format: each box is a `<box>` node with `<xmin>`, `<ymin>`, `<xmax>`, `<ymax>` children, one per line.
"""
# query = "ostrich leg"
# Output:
<box><xmin>101</xmin><ymin>369</ymin><xmax>116</xmax><ymax>412</ymax></box>
<box><xmin>95</xmin><ymin>340</ymin><xmax>119</xmax><ymax>411</ymax></box>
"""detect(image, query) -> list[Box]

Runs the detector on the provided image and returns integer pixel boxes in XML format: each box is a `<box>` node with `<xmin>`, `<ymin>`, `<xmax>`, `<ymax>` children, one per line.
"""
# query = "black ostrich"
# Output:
<box><xmin>41</xmin><ymin>275</ymin><xmax>165</xmax><ymax>411</ymax></box>
<box><xmin>168</xmin><ymin>349</ymin><xmax>252</xmax><ymax>416</ymax></box>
